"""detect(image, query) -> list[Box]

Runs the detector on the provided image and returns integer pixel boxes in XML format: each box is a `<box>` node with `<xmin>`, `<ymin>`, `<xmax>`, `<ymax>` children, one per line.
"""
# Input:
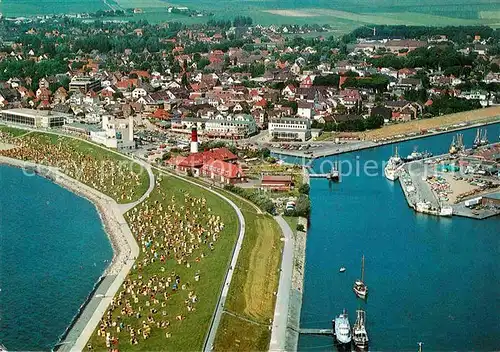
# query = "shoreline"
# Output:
<box><xmin>271</xmin><ymin>118</ymin><xmax>500</xmax><ymax>160</ymax></box>
<box><xmin>0</xmin><ymin>156</ymin><xmax>139</xmax><ymax>351</ymax></box>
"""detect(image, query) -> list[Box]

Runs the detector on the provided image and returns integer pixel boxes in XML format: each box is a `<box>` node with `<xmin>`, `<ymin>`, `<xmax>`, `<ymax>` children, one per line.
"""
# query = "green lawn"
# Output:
<box><xmin>0</xmin><ymin>125</ymin><xmax>30</xmax><ymax>137</ymax></box>
<box><xmin>0</xmin><ymin>130</ymin><xmax>149</xmax><ymax>203</ymax></box>
<box><xmin>214</xmin><ymin>313</ymin><xmax>271</xmax><ymax>352</ymax></box>
<box><xmin>88</xmin><ymin>173</ymin><xmax>239</xmax><ymax>351</ymax></box>
<box><xmin>213</xmin><ymin>190</ymin><xmax>283</xmax><ymax>351</ymax></box>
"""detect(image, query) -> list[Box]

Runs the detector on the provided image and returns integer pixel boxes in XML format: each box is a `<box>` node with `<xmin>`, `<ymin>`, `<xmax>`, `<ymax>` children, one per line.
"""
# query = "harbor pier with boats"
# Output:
<box><xmin>387</xmin><ymin>130</ymin><xmax>500</xmax><ymax>219</ymax></box>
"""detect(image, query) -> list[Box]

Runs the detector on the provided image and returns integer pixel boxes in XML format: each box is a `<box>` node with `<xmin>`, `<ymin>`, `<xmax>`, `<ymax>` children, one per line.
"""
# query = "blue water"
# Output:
<box><xmin>0</xmin><ymin>165</ymin><xmax>113</xmax><ymax>351</ymax></box>
<box><xmin>294</xmin><ymin>124</ymin><xmax>500</xmax><ymax>351</ymax></box>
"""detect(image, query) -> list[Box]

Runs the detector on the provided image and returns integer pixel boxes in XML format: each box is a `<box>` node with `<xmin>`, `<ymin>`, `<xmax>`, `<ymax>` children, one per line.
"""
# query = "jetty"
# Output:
<box><xmin>299</xmin><ymin>328</ymin><xmax>334</xmax><ymax>336</ymax></box>
<box><xmin>308</xmin><ymin>173</ymin><xmax>331</xmax><ymax>178</ymax></box>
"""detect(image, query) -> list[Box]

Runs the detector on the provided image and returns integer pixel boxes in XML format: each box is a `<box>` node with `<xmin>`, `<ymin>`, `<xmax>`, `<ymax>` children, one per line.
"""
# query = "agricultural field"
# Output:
<box><xmin>1</xmin><ymin>0</ymin><xmax>498</xmax><ymax>31</ymax></box>
<box><xmin>0</xmin><ymin>0</ymin><xmax>107</xmax><ymax>16</ymax></box>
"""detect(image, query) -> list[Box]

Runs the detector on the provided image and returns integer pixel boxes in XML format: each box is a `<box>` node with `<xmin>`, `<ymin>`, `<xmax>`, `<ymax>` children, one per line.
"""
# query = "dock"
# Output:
<box><xmin>309</xmin><ymin>173</ymin><xmax>331</xmax><ymax>178</ymax></box>
<box><xmin>299</xmin><ymin>328</ymin><xmax>334</xmax><ymax>336</ymax></box>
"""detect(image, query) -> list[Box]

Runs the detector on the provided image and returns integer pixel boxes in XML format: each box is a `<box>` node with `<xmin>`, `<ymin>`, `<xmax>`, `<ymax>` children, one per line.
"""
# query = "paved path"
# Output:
<box><xmin>270</xmin><ymin>215</ymin><xmax>295</xmax><ymax>352</ymax></box>
<box><xmin>118</xmin><ymin>158</ymin><xmax>155</xmax><ymax>214</ymax></box>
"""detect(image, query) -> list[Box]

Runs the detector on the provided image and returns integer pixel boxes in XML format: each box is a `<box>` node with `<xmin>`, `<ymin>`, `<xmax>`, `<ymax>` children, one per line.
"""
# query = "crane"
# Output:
<box><xmin>362</xmin><ymin>25</ymin><xmax>376</xmax><ymax>37</ymax></box>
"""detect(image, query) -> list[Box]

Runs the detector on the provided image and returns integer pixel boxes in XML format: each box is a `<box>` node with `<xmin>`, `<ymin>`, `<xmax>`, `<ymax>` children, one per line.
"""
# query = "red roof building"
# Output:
<box><xmin>201</xmin><ymin>159</ymin><xmax>245</xmax><ymax>184</ymax></box>
<box><xmin>261</xmin><ymin>175</ymin><xmax>293</xmax><ymax>191</ymax></box>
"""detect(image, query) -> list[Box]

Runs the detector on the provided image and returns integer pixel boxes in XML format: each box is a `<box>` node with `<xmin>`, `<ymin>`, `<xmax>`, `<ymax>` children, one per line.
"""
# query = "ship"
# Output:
<box><xmin>333</xmin><ymin>309</ymin><xmax>352</xmax><ymax>348</ymax></box>
<box><xmin>450</xmin><ymin>133</ymin><xmax>464</xmax><ymax>155</ymax></box>
<box><xmin>384</xmin><ymin>147</ymin><xmax>403</xmax><ymax>181</ymax></box>
<box><xmin>402</xmin><ymin>148</ymin><xmax>433</xmax><ymax>163</ymax></box>
<box><xmin>473</xmin><ymin>128</ymin><xmax>489</xmax><ymax>148</ymax></box>
<box><xmin>0</xmin><ymin>344</ymin><xmax>7</xmax><ymax>352</ymax></box>
<box><xmin>329</xmin><ymin>162</ymin><xmax>340</xmax><ymax>182</ymax></box>
<box><xmin>353</xmin><ymin>255</ymin><xmax>368</xmax><ymax>299</ymax></box>
<box><xmin>352</xmin><ymin>310</ymin><xmax>369</xmax><ymax>350</ymax></box>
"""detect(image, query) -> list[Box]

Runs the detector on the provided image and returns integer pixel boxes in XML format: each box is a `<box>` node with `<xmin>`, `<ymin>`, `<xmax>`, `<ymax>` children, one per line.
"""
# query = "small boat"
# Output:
<box><xmin>353</xmin><ymin>255</ymin><xmax>368</xmax><ymax>299</ymax></box>
<box><xmin>0</xmin><ymin>344</ymin><xmax>7</xmax><ymax>352</ymax></box>
<box><xmin>329</xmin><ymin>162</ymin><xmax>340</xmax><ymax>182</ymax></box>
<box><xmin>339</xmin><ymin>266</ymin><xmax>346</xmax><ymax>273</ymax></box>
<box><xmin>352</xmin><ymin>310</ymin><xmax>369</xmax><ymax>350</ymax></box>
<box><xmin>333</xmin><ymin>309</ymin><xmax>351</xmax><ymax>348</ymax></box>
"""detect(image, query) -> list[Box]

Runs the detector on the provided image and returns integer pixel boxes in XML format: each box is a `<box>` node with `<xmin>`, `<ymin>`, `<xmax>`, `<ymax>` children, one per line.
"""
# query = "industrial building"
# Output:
<box><xmin>0</xmin><ymin>108</ymin><xmax>68</xmax><ymax>128</ymax></box>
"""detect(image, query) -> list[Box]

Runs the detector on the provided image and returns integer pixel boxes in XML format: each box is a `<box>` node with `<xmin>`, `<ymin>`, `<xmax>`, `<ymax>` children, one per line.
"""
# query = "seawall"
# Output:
<box><xmin>284</xmin><ymin>217</ymin><xmax>308</xmax><ymax>351</ymax></box>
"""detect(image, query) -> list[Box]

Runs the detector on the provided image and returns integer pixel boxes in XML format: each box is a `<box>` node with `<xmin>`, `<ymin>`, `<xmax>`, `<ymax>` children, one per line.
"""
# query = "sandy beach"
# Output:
<box><xmin>0</xmin><ymin>156</ymin><xmax>139</xmax><ymax>351</ymax></box>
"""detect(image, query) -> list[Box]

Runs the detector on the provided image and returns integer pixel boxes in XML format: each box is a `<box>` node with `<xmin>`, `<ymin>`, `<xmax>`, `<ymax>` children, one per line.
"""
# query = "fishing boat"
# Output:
<box><xmin>472</xmin><ymin>128</ymin><xmax>481</xmax><ymax>149</ymax></box>
<box><xmin>353</xmin><ymin>255</ymin><xmax>368</xmax><ymax>299</ymax></box>
<box><xmin>384</xmin><ymin>146</ymin><xmax>403</xmax><ymax>181</ymax></box>
<box><xmin>449</xmin><ymin>135</ymin><xmax>457</xmax><ymax>155</ymax></box>
<box><xmin>352</xmin><ymin>310</ymin><xmax>369</xmax><ymax>350</ymax></box>
<box><xmin>479</xmin><ymin>129</ymin><xmax>488</xmax><ymax>146</ymax></box>
<box><xmin>339</xmin><ymin>266</ymin><xmax>346</xmax><ymax>273</ymax></box>
<box><xmin>329</xmin><ymin>162</ymin><xmax>340</xmax><ymax>182</ymax></box>
<box><xmin>333</xmin><ymin>309</ymin><xmax>352</xmax><ymax>348</ymax></box>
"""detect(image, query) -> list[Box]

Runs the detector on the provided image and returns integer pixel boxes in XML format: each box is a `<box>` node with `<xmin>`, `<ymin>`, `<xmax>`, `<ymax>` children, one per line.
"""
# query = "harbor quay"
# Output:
<box><xmin>397</xmin><ymin>142</ymin><xmax>500</xmax><ymax>219</ymax></box>
<box><xmin>271</xmin><ymin>118</ymin><xmax>500</xmax><ymax>160</ymax></box>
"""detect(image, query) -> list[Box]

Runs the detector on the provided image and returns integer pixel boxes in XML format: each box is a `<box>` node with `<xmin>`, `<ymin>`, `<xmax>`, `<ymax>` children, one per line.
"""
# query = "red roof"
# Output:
<box><xmin>177</xmin><ymin>147</ymin><xmax>238</xmax><ymax>168</ymax></box>
<box><xmin>152</xmin><ymin>108</ymin><xmax>171</xmax><ymax>119</ymax></box>
<box><xmin>201</xmin><ymin>159</ymin><xmax>244</xmax><ymax>179</ymax></box>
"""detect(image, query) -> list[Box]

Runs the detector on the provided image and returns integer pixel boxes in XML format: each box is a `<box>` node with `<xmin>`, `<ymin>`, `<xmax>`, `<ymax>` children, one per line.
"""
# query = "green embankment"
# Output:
<box><xmin>88</xmin><ymin>173</ymin><xmax>239</xmax><ymax>350</ymax></box>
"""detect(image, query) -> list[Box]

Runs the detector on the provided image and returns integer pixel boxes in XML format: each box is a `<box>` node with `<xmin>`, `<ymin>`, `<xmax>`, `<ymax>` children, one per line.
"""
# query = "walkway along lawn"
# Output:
<box><xmin>213</xmin><ymin>194</ymin><xmax>283</xmax><ymax>351</ymax></box>
<box><xmin>88</xmin><ymin>172</ymin><xmax>239</xmax><ymax>351</ymax></box>
<box><xmin>0</xmin><ymin>129</ymin><xmax>149</xmax><ymax>203</ymax></box>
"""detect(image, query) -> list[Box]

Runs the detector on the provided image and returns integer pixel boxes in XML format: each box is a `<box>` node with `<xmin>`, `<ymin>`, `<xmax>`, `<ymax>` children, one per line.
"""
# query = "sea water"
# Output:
<box><xmin>0</xmin><ymin>165</ymin><xmax>113</xmax><ymax>350</ymax></box>
<box><xmin>294</xmin><ymin>124</ymin><xmax>500</xmax><ymax>351</ymax></box>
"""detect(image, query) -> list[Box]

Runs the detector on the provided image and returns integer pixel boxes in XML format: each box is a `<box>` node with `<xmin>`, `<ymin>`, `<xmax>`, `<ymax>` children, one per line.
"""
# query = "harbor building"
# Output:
<box><xmin>69</xmin><ymin>76</ymin><xmax>101</xmax><ymax>93</ymax></box>
<box><xmin>260</xmin><ymin>175</ymin><xmax>294</xmax><ymax>191</ymax></box>
<box><xmin>481</xmin><ymin>193</ymin><xmax>500</xmax><ymax>207</ymax></box>
<box><xmin>269</xmin><ymin>117</ymin><xmax>311</xmax><ymax>142</ymax></box>
<box><xmin>0</xmin><ymin>108</ymin><xmax>68</xmax><ymax>128</ymax></box>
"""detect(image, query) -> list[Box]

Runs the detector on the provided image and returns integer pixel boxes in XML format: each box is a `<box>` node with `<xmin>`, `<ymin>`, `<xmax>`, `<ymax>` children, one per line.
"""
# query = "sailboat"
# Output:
<box><xmin>353</xmin><ymin>255</ymin><xmax>368</xmax><ymax>299</ymax></box>
<box><xmin>352</xmin><ymin>310</ymin><xmax>369</xmax><ymax>350</ymax></box>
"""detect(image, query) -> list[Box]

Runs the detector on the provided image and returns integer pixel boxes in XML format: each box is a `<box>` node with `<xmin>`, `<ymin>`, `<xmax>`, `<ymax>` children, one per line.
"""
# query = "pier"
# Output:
<box><xmin>309</xmin><ymin>173</ymin><xmax>331</xmax><ymax>178</ymax></box>
<box><xmin>299</xmin><ymin>328</ymin><xmax>334</xmax><ymax>336</ymax></box>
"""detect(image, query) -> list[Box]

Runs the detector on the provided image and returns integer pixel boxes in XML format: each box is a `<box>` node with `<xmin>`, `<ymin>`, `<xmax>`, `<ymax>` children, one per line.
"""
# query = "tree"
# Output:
<box><xmin>491</xmin><ymin>63</ymin><xmax>499</xmax><ymax>73</ymax></box>
<box><xmin>294</xmin><ymin>195</ymin><xmax>311</xmax><ymax>217</ymax></box>
<box><xmin>298</xmin><ymin>183</ymin><xmax>310</xmax><ymax>195</ymax></box>
<box><xmin>296</xmin><ymin>224</ymin><xmax>305</xmax><ymax>232</ymax></box>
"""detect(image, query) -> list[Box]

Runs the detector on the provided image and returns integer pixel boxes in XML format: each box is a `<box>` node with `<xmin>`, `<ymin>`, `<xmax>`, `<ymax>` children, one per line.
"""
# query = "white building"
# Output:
<box><xmin>269</xmin><ymin>117</ymin><xmax>311</xmax><ymax>142</ymax></box>
<box><xmin>171</xmin><ymin>114</ymin><xmax>257</xmax><ymax>139</ymax></box>
<box><xmin>132</xmin><ymin>87</ymin><xmax>148</xmax><ymax>99</ymax></box>
<box><xmin>89</xmin><ymin>115</ymin><xmax>135</xmax><ymax>150</ymax></box>
<box><xmin>0</xmin><ymin>108</ymin><xmax>68</xmax><ymax>128</ymax></box>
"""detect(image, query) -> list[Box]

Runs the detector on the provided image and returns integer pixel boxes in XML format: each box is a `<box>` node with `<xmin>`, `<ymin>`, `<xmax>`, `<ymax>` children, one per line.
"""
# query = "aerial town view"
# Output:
<box><xmin>0</xmin><ymin>0</ymin><xmax>499</xmax><ymax>351</ymax></box>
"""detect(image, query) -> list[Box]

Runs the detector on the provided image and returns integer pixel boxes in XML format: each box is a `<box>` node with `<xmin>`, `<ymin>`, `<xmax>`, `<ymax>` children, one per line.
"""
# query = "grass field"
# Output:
<box><xmin>0</xmin><ymin>128</ymin><xmax>150</xmax><ymax>203</ymax></box>
<box><xmin>213</xmin><ymin>193</ymin><xmax>283</xmax><ymax>351</ymax></box>
<box><xmin>1</xmin><ymin>0</ymin><xmax>498</xmax><ymax>31</ymax></box>
<box><xmin>88</xmin><ymin>173</ymin><xmax>239</xmax><ymax>351</ymax></box>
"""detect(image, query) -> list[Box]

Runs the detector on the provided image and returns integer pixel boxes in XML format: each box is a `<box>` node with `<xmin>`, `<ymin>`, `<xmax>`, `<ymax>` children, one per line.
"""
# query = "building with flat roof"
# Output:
<box><xmin>481</xmin><ymin>193</ymin><xmax>500</xmax><ymax>207</ymax></box>
<box><xmin>268</xmin><ymin>117</ymin><xmax>311</xmax><ymax>142</ymax></box>
<box><xmin>0</xmin><ymin>108</ymin><xmax>69</xmax><ymax>128</ymax></box>
<box><xmin>69</xmin><ymin>76</ymin><xmax>101</xmax><ymax>93</ymax></box>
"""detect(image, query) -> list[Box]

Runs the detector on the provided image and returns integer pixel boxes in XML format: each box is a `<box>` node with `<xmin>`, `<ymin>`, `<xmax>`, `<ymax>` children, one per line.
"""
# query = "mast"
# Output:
<box><xmin>395</xmin><ymin>146</ymin><xmax>399</xmax><ymax>158</ymax></box>
<box><xmin>361</xmin><ymin>255</ymin><xmax>365</xmax><ymax>282</ymax></box>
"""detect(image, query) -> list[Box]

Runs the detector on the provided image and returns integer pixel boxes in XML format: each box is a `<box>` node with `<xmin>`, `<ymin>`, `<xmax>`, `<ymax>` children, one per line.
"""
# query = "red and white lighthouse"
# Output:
<box><xmin>190</xmin><ymin>126</ymin><xmax>199</xmax><ymax>154</ymax></box>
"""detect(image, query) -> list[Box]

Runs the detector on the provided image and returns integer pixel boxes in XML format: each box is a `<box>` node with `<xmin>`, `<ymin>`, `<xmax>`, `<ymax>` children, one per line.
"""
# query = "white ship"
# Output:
<box><xmin>384</xmin><ymin>147</ymin><xmax>403</xmax><ymax>181</ymax></box>
<box><xmin>352</xmin><ymin>310</ymin><xmax>369</xmax><ymax>350</ymax></box>
<box><xmin>333</xmin><ymin>310</ymin><xmax>352</xmax><ymax>347</ymax></box>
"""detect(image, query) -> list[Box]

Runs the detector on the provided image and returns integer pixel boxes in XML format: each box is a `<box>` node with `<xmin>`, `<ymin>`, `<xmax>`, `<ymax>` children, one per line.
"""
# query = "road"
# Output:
<box><xmin>270</xmin><ymin>215</ymin><xmax>295</xmax><ymax>352</ymax></box>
